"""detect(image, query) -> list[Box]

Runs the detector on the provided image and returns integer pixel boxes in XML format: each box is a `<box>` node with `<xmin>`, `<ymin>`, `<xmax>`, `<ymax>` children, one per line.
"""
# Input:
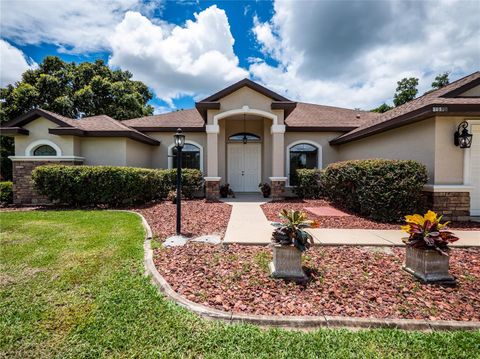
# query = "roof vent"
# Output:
<box><xmin>356</xmin><ymin>114</ymin><xmax>361</xmax><ymax>119</ymax></box>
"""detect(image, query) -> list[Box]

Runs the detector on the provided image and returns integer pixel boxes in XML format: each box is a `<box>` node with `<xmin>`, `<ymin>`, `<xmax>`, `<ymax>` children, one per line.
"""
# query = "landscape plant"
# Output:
<box><xmin>271</xmin><ymin>209</ymin><xmax>319</xmax><ymax>252</ymax></box>
<box><xmin>0</xmin><ymin>181</ymin><xmax>13</xmax><ymax>204</ymax></box>
<box><xmin>293</xmin><ymin>169</ymin><xmax>323</xmax><ymax>198</ymax></box>
<box><xmin>258</xmin><ymin>182</ymin><xmax>271</xmax><ymax>198</ymax></box>
<box><xmin>402</xmin><ymin>210</ymin><xmax>459</xmax><ymax>255</ymax></box>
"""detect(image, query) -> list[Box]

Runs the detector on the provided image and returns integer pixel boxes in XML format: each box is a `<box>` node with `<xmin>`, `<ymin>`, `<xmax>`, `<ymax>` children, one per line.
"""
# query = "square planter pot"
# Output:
<box><xmin>269</xmin><ymin>244</ymin><xmax>307</xmax><ymax>282</ymax></box>
<box><xmin>402</xmin><ymin>246</ymin><xmax>456</xmax><ymax>284</ymax></box>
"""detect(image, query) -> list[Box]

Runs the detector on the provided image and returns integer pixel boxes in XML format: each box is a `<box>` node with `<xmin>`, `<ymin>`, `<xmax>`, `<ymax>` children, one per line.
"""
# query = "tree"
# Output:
<box><xmin>0</xmin><ymin>56</ymin><xmax>154</xmax><ymax>180</ymax></box>
<box><xmin>371</xmin><ymin>103</ymin><xmax>393</xmax><ymax>113</ymax></box>
<box><xmin>431</xmin><ymin>72</ymin><xmax>450</xmax><ymax>90</ymax></box>
<box><xmin>393</xmin><ymin>77</ymin><xmax>419</xmax><ymax>107</ymax></box>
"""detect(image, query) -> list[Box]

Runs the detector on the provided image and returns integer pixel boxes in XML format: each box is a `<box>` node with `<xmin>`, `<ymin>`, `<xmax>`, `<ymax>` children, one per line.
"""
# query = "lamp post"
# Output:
<box><xmin>173</xmin><ymin>128</ymin><xmax>185</xmax><ymax>235</ymax></box>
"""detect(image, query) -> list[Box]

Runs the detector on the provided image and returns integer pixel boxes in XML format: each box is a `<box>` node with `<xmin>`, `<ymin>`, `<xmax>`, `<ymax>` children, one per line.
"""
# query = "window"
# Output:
<box><xmin>228</xmin><ymin>133</ymin><xmax>261</xmax><ymax>142</ymax></box>
<box><xmin>289</xmin><ymin>143</ymin><xmax>318</xmax><ymax>186</ymax></box>
<box><xmin>33</xmin><ymin>145</ymin><xmax>57</xmax><ymax>156</ymax></box>
<box><xmin>172</xmin><ymin>143</ymin><xmax>201</xmax><ymax>170</ymax></box>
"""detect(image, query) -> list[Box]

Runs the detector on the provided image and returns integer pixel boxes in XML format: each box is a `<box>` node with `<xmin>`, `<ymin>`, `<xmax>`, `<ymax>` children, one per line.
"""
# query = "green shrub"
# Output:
<box><xmin>322</xmin><ymin>159</ymin><xmax>428</xmax><ymax>222</ymax></box>
<box><xmin>32</xmin><ymin>165</ymin><xmax>203</xmax><ymax>206</ymax></box>
<box><xmin>0</xmin><ymin>181</ymin><xmax>13</xmax><ymax>204</ymax></box>
<box><xmin>293</xmin><ymin>169</ymin><xmax>324</xmax><ymax>199</ymax></box>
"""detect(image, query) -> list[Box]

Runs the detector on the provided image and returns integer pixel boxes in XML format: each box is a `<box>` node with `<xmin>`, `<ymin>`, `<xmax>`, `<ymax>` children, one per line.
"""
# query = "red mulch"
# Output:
<box><xmin>154</xmin><ymin>243</ymin><xmax>480</xmax><ymax>321</ymax></box>
<box><xmin>261</xmin><ymin>199</ymin><xmax>480</xmax><ymax>230</ymax></box>
<box><xmin>137</xmin><ymin>200</ymin><xmax>232</xmax><ymax>239</ymax></box>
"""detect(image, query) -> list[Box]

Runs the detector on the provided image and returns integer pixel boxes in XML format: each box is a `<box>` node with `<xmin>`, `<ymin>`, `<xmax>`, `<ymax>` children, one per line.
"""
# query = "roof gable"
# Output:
<box><xmin>198</xmin><ymin>78</ymin><xmax>291</xmax><ymax>102</ymax></box>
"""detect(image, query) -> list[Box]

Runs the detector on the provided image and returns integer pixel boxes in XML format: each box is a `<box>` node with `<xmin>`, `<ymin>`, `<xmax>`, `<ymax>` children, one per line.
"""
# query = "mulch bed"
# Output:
<box><xmin>261</xmin><ymin>199</ymin><xmax>480</xmax><ymax>230</ymax></box>
<box><xmin>137</xmin><ymin>199</ymin><xmax>232</xmax><ymax>239</ymax></box>
<box><xmin>154</xmin><ymin>243</ymin><xmax>480</xmax><ymax>321</ymax></box>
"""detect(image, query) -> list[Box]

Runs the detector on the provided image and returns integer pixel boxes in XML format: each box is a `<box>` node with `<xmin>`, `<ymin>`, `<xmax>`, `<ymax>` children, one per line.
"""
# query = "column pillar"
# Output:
<box><xmin>205</xmin><ymin>124</ymin><xmax>221</xmax><ymax>200</ymax></box>
<box><xmin>270</xmin><ymin>124</ymin><xmax>287</xmax><ymax>200</ymax></box>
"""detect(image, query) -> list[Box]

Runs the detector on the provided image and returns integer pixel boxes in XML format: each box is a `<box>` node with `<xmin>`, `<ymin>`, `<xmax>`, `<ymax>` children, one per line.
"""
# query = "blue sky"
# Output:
<box><xmin>1</xmin><ymin>0</ymin><xmax>479</xmax><ymax>114</ymax></box>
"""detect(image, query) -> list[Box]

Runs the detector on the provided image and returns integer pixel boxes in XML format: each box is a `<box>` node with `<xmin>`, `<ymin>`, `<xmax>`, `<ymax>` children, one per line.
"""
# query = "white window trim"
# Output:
<box><xmin>285</xmin><ymin>140</ymin><xmax>322</xmax><ymax>187</ymax></box>
<box><xmin>168</xmin><ymin>140</ymin><xmax>204</xmax><ymax>173</ymax></box>
<box><xmin>25</xmin><ymin>139</ymin><xmax>62</xmax><ymax>156</ymax></box>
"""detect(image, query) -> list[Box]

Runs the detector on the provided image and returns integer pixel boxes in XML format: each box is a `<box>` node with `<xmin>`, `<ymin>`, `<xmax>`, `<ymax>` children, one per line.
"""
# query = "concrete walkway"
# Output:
<box><xmin>222</xmin><ymin>193</ymin><xmax>273</xmax><ymax>244</ymax></box>
<box><xmin>221</xmin><ymin>194</ymin><xmax>480</xmax><ymax>247</ymax></box>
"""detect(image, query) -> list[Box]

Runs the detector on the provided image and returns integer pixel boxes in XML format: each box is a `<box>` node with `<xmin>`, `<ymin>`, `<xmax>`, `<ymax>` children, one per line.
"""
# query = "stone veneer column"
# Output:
<box><xmin>423</xmin><ymin>191</ymin><xmax>470</xmax><ymax>221</ymax></box>
<box><xmin>269</xmin><ymin>177</ymin><xmax>287</xmax><ymax>201</ymax></box>
<box><xmin>204</xmin><ymin>177</ymin><xmax>221</xmax><ymax>201</ymax></box>
<box><xmin>11</xmin><ymin>159</ymin><xmax>84</xmax><ymax>205</ymax></box>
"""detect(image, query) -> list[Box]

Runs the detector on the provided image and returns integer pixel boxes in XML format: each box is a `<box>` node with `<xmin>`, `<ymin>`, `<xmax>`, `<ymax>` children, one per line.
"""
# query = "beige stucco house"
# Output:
<box><xmin>2</xmin><ymin>72</ymin><xmax>480</xmax><ymax>219</ymax></box>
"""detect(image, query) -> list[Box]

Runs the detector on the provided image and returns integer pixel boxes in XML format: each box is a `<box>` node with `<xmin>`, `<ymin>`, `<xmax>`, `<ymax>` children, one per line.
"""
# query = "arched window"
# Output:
<box><xmin>172</xmin><ymin>143</ymin><xmax>201</xmax><ymax>170</ymax></box>
<box><xmin>33</xmin><ymin>145</ymin><xmax>57</xmax><ymax>156</ymax></box>
<box><xmin>289</xmin><ymin>143</ymin><xmax>319</xmax><ymax>186</ymax></box>
<box><xmin>228</xmin><ymin>133</ymin><xmax>261</xmax><ymax>142</ymax></box>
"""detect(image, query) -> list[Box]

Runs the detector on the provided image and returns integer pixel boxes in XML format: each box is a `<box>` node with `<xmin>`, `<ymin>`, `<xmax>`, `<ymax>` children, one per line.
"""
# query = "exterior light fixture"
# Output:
<box><xmin>173</xmin><ymin>128</ymin><xmax>185</xmax><ymax>235</ymax></box>
<box><xmin>454</xmin><ymin>121</ymin><xmax>473</xmax><ymax>149</ymax></box>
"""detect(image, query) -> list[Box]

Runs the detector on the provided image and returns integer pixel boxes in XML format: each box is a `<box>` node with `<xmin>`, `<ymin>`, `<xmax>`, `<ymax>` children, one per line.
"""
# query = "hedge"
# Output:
<box><xmin>0</xmin><ymin>181</ymin><xmax>13</xmax><ymax>204</ymax></box>
<box><xmin>293</xmin><ymin>169</ymin><xmax>324</xmax><ymax>199</ymax></box>
<box><xmin>322</xmin><ymin>159</ymin><xmax>428</xmax><ymax>222</ymax></box>
<box><xmin>31</xmin><ymin>165</ymin><xmax>203</xmax><ymax>206</ymax></box>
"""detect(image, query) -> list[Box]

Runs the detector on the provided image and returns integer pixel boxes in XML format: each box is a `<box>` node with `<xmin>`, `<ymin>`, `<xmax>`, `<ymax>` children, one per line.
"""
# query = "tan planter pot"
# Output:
<box><xmin>269</xmin><ymin>244</ymin><xmax>307</xmax><ymax>281</ymax></box>
<box><xmin>402</xmin><ymin>246</ymin><xmax>456</xmax><ymax>284</ymax></box>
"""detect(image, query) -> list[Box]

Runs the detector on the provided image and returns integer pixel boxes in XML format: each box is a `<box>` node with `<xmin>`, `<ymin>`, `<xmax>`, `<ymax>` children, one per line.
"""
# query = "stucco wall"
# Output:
<box><xmin>460</xmin><ymin>85</ymin><xmax>480</xmax><ymax>96</ymax></box>
<box><xmin>15</xmin><ymin>117</ymin><xmax>77</xmax><ymax>156</ymax></box>
<box><xmin>336</xmin><ymin>118</ymin><xmax>436</xmax><ymax>182</ymax></box>
<box><xmin>81</xmin><ymin>138</ymin><xmax>127</xmax><ymax>166</ymax></box>
<box><xmin>148</xmin><ymin>132</ymin><xmax>207</xmax><ymax>171</ymax></box>
<box><xmin>126</xmin><ymin>139</ymin><xmax>152</xmax><ymax>168</ymax></box>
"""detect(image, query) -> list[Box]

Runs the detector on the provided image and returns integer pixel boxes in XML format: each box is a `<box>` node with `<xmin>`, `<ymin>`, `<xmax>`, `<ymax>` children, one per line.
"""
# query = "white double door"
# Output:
<box><xmin>227</xmin><ymin>143</ymin><xmax>261</xmax><ymax>192</ymax></box>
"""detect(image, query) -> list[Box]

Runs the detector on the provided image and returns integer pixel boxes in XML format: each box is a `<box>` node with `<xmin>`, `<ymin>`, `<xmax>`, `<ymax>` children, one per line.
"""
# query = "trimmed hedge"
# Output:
<box><xmin>31</xmin><ymin>165</ymin><xmax>203</xmax><ymax>206</ymax></box>
<box><xmin>293</xmin><ymin>169</ymin><xmax>324</xmax><ymax>199</ymax></box>
<box><xmin>0</xmin><ymin>181</ymin><xmax>13</xmax><ymax>204</ymax></box>
<box><xmin>322</xmin><ymin>159</ymin><xmax>428</xmax><ymax>222</ymax></box>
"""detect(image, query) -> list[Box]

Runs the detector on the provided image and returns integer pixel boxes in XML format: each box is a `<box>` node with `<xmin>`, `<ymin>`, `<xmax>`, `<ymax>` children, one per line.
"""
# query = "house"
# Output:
<box><xmin>2</xmin><ymin>72</ymin><xmax>480</xmax><ymax>219</ymax></box>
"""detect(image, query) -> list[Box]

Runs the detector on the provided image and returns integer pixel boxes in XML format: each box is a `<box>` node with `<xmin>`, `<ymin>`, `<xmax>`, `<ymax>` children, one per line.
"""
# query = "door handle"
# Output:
<box><xmin>241</xmin><ymin>171</ymin><xmax>244</xmax><ymax>176</ymax></box>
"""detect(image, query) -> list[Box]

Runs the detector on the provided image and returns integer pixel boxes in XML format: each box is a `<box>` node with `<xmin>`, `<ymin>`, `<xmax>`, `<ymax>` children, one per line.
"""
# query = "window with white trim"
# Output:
<box><xmin>289</xmin><ymin>143</ymin><xmax>318</xmax><ymax>186</ymax></box>
<box><xmin>33</xmin><ymin>145</ymin><xmax>57</xmax><ymax>156</ymax></box>
<box><xmin>171</xmin><ymin>143</ymin><xmax>201</xmax><ymax>170</ymax></box>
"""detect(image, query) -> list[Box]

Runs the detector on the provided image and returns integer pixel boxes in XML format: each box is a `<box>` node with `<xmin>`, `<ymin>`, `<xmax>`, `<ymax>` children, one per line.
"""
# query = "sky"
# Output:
<box><xmin>0</xmin><ymin>0</ymin><xmax>479</xmax><ymax>114</ymax></box>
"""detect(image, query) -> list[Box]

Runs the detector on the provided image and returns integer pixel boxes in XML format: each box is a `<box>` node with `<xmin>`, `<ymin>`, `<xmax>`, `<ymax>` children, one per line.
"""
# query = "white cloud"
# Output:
<box><xmin>250</xmin><ymin>0</ymin><xmax>480</xmax><ymax>109</ymax></box>
<box><xmin>108</xmin><ymin>6</ymin><xmax>248</xmax><ymax>105</ymax></box>
<box><xmin>0</xmin><ymin>0</ymin><xmax>162</xmax><ymax>53</ymax></box>
<box><xmin>0</xmin><ymin>40</ymin><xmax>37</xmax><ymax>87</ymax></box>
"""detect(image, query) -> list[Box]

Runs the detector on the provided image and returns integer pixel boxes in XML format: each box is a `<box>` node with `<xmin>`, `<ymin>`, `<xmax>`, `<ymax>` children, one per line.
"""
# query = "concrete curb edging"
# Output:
<box><xmin>135</xmin><ymin>211</ymin><xmax>480</xmax><ymax>331</ymax></box>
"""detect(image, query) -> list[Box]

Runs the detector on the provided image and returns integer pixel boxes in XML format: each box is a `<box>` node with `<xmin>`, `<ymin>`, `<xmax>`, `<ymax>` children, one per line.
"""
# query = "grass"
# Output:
<box><xmin>1</xmin><ymin>210</ymin><xmax>479</xmax><ymax>358</ymax></box>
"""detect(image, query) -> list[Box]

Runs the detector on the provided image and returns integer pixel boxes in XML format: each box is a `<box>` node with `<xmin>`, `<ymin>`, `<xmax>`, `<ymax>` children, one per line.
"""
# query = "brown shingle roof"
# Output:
<box><xmin>122</xmin><ymin>109</ymin><xmax>204</xmax><ymax>131</ymax></box>
<box><xmin>331</xmin><ymin>72</ymin><xmax>480</xmax><ymax>144</ymax></box>
<box><xmin>286</xmin><ymin>102</ymin><xmax>380</xmax><ymax>130</ymax></box>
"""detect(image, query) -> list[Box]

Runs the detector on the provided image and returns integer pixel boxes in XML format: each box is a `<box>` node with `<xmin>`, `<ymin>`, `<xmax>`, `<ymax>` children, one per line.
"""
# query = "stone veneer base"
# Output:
<box><xmin>422</xmin><ymin>191</ymin><xmax>470</xmax><ymax>221</ymax></box>
<box><xmin>138</xmin><ymin>212</ymin><xmax>480</xmax><ymax>331</ymax></box>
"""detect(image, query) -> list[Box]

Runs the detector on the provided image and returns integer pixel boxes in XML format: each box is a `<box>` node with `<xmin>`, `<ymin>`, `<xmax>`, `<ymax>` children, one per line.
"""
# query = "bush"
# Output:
<box><xmin>32</xmin><ymin>165</ymin><xmax>203</xmax><ymax>206</ymax></box>
<box><xmin>322</xmin><ymin>159</ymin><xmax>428</xmax><ymax>222</ymax></box>
<box><xmin>0</xmin><ymin>181</ymin><xmax>13</xmax><ymax>204</ymax></box>
<box><xmin>293</xmin><ymin>169</ymin><xmax>324</xmax><ymax>199</ymax></box>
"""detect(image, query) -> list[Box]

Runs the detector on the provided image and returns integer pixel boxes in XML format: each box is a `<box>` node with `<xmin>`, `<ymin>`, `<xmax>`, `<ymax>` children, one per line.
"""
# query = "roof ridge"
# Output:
<box><xmin>297</xmin><ymin>101</ymin><xmax>379</xmax><ymax>114</ymax></box>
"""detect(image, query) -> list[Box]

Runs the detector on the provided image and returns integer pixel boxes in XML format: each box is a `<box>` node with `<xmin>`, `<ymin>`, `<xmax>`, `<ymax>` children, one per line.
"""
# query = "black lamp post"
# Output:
<box><xmin>173</xmin><ymin>128</ymin><xmax>185</xmax><ymax>235</ymax></box>
<box><xmin>454</xmin><ymin>121</ymin><xmax>473</xmax><ymax>148</ymax></box>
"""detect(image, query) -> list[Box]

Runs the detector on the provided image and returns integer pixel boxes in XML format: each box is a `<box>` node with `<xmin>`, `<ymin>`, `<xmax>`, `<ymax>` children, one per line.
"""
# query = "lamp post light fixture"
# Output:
<box><xmin>454</xmin><ymin>121</ymin><xmax>473</xmax><ymax>149</ymax></box>
<box><xmin>173</xmin><ymin>128</ymin><xmax>185</xmax><ymax>235</ymax></box>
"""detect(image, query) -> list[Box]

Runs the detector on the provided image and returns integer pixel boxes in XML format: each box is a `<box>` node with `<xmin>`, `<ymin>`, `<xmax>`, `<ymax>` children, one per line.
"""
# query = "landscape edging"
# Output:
<box><xmin>135</xmin><ymin>211</ymin><xmax>480</xmax><ymax>331</ymax></box>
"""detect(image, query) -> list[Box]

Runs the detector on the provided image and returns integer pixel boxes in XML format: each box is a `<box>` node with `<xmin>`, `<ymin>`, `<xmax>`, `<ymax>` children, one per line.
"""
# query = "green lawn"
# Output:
<box><xmin>0</xmin><ymin>211</ymin><xmax>479</xmax><ymax>358</ymax></box>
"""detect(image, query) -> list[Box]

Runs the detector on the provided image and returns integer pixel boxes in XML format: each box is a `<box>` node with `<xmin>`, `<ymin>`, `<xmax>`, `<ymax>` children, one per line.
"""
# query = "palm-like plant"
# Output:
<box><xmin>401</xmin><ymin>210</ymin><xmax>459</xmax><ymax>255</ymax></box>
<box><xmin>271</xmin><ymin>209</ymin><xmax>319</xmax><ymax>252</ymax></box>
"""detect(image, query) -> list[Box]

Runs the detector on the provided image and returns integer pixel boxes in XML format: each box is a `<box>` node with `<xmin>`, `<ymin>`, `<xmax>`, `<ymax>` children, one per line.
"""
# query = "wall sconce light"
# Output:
<box><xmin>454</xmin><ymin>121</ymin><xmax>473</xmax><ymax>149</ymax></box>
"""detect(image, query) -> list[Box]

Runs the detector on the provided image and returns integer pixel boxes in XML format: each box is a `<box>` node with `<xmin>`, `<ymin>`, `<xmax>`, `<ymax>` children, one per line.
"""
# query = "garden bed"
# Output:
<box><xmin>154</xmin><ymin>243</ymin><xmax>480</xmax><ymax>321</ymax></box>
<box><xmin>137</xmin><ymin>199</ymin><xmax>232</xmax><ymax>239</ymax></box>
<box><xmin>261</xmin><ymin>199</ymin><xmax>480</xmax><ymax>230</ymax></box>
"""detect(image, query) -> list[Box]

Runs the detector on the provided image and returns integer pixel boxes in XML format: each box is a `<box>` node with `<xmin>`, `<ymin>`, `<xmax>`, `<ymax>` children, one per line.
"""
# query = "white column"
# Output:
<box><xmin>271</xmin><ymin>125</ymin><xmax>286</xmax><ymax>178</ymax></box>
<box><xmin>206</xmin><ymin>124</ymin><xmax>220</xmax><ymax>177</ymax></box>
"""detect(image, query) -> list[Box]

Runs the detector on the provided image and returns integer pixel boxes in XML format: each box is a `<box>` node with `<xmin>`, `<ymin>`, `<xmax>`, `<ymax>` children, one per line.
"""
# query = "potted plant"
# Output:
<box><xmin>258</xmin><ymin>182</ymin><xmax>271</xmax><ymax>198</ymax></box>
<box><xmin>219</xmin><ymin>183</ymin><xmax>235</xmax><ymax>198</ymax></box>
<box><xmin>270</xmin><ymin>209</ymin><xmax>319</xmax><ymax>281</ymax></box>
<box><xmin>401</xmin><ymin>210</ymin><xmax>459</xmax><ymax>284</ymax></box>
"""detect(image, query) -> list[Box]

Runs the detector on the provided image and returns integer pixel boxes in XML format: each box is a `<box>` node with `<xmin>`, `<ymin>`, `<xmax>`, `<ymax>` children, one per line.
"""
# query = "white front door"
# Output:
<box><xmin>470</xmin><ymin>123</ymin><xmax>480</xmax><ymax>215</ymax></box>
<box><xmin>227</xmin><ymin>143</ymin><xmax>261</xmax><ymax>192</ymax></box>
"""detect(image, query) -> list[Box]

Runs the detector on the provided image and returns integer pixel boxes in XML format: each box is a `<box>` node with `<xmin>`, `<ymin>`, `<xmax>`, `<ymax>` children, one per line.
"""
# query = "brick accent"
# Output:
<box><xmin>12</xmin><ymin>160</ymin><xmax>83</xmax><ymax>205</ymax></box>
<box><xmin>270</xmin><ymin>179</ymin><xmax>286</xmax><ymax>201</ymax></box>
<box><xmin>422</xmin><ymin>191</ymin><xmax>470</xmax><ymax>221</ymax></box>
<box><xmin>205</xmin><ymin>179</ymin><xmax>220</xmax><ymax>201</ymax></box>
